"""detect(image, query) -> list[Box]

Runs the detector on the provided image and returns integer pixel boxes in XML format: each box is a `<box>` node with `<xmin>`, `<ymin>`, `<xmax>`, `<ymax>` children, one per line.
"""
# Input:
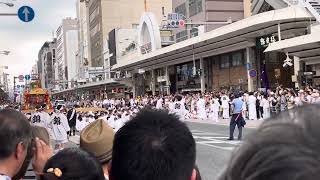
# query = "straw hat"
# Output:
<box><xmin>80</xmin><ymin>119</ymin><xmax>115</xmax><ymax>163</ymax></box>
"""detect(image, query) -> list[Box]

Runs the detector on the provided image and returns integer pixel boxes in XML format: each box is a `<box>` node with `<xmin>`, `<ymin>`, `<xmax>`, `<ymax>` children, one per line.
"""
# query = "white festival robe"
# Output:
<box><xmin>248</xmin><ymin>95</ymin><xmax>257</xmax><ymax>120</ymax></box>
<box><xmin>50</xmin><ymin>112</ymin><xmax>70</xmax><ymax>143</ymax></box>
<box><xmin>221</xmin><ymin>95</ymin><xmax>230</xmax><ymax>119</ymax></box>
<box><xmin>209</xmin><ymin>99</ymin><xmax>220</xmax><ymax>122</ymax></box>
<box><xmin>197</xmin><ymin>98</ymin><xmax>207</xmax><ymax>120</ymax></box>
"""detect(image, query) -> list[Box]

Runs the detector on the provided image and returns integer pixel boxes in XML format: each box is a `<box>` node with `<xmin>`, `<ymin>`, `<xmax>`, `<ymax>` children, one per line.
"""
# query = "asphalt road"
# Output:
<box><xmin>24</xmin><ymin>121</ymin><xmax>256</xmax><ymax>180</ymax></box>
<box><xmin>186</xmin><ymin>122</ymin><xmax>255</xmax><ymax>180</ymax></box>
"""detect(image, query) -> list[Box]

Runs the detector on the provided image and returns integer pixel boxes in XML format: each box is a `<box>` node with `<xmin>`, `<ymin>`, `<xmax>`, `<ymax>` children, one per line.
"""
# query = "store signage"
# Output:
<box><xmin>256</xmin><ymin>35</ymin><xmax>278</xmax><ymax>49</ymax></box>
<box><xmin>157</xmin><ymin>76</ymin><xmax>167</xmax><ymax>82</ymax></box>
<box><xmin>303</xmin><ymin>71</ymin><xmax>316</xmax><ymax>76</ymax></box>
<box><xmin>274</xmin><ymin>69</ymin><xmax>281</xmax><ymax>79</ymax></box>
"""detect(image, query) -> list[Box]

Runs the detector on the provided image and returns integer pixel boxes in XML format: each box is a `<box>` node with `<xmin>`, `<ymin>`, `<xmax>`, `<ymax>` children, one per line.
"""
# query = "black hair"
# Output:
<box><xmin>41</xmin><ymin>148</ymin><xmax>104</xmax><ymax>180</ymax></box>
<box><xmin>0</xmin><ymin>109</ymin><xmax>32</xmax><ymax>160</ymax></box>
<box><xmin>220</xmin><ymin>105</ymin><xmax>320</xmax><ymax>180</ymax></box>
<box><xmin>111</xmin><ymin>108</ymin><xmax>196</xmax><ymax>180</ymax></box>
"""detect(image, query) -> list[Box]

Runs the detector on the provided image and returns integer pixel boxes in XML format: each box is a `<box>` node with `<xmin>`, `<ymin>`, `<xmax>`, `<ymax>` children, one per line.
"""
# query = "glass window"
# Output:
<box><xmin>176</xmin><ymin>30</ymin><xmax>188</xmax><ymax>42</ymax></box>
<box><xmin>175</xmin><ymin>3</ymin><xmax>186</xmax><ymax>17</ymax></box>
<box><xmin>189</xmin><ymin>0</ymin><xmax>202</xmax><ymax>17</ymax></box>
<box><xmin>132</xmin><ymin>24</ymin><xmax>139</xmax><ymax>29</ymax></box>
<box><xmin>220</xmin><ymin>54</ymin><xmax>230</xmax><ymax>69</ymax></box>
<box><xmin>190</xmin><ymin>28</ymin><xmax>198</xmax><ymax>38</ymax></box>
<box><xmin>232</xmin><ymin>51</ymin><xmax>243</xmax><ymax>67</ymax></box>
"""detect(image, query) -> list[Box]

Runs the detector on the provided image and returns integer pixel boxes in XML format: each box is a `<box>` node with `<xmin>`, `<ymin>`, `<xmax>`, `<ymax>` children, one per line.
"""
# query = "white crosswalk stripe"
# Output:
<box><xmin>69</xmin><ymin>131</ymin><xmax>241</xmax><ymax>151</ymax></box>
<box><xmin>191</xmin><ymin>130</ymin><xmax>241</xmax><ymax>151</ymax></box>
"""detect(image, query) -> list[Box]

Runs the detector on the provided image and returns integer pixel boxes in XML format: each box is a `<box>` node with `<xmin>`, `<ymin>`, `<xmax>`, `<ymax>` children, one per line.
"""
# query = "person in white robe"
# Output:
<box><xmin>49</xmin><ymin>105</ymin><xmax>70</xmax><ymax>151</ymax></box>
<box><xmin>76</xmin><ymin>114</ymin><xmax>86</xmax><ymax>132</ymax></box>
<box><xmin>114</xmin><ymin>114</ymin><xmax>125</xmax><ymax>132</ymax></box>
<box><xmin>260</xmin><ymin>95</ymin><xmax>270</xmax><ymax>119</ymax></box>
<box><xmin>210</xmin><ymin>97</ymin><xmax>220</xmax><ymax>122</ymax></box>
<box><xmin>248</xmin><ymin>92</ymin><xmax>257</xmax><ymax>120</ymax></box>
<box><xmin>197</xmin><ymin>96</ymin><xmax>207</xmax><ymax>120</ymax></box>
<box><xmin>173</xmin><ymin>95</ymin><xmax>187</xmax><ymax>121</ymax></box>
<box><xmin>221</xmin><ymin>93</ymin><xmax>230</xmax><ymax>119</ymax></box>
<box><xmin>31</xmin><ymin>105</ymin><xmax>51</xmax><ymax>129</ymax></box>
<box><xmin>156</xmin><ymin>97</ymin><xmax>163</xmax><ymax>109</ymax></box>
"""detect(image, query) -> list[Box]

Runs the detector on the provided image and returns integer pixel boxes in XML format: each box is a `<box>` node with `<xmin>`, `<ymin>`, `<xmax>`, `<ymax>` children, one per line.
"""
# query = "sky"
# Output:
<box><xmin>0</xmin><ymin>0</ymin><xmax>77</xmax><ymax>79</ymax></box>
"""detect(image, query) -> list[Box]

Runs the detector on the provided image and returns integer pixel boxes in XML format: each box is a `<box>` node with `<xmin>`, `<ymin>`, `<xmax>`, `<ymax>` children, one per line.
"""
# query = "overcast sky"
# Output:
<box><xmin>0</xmin><ymin>0</ymin><xmax>77</xmax><ymax>79</ymax></box>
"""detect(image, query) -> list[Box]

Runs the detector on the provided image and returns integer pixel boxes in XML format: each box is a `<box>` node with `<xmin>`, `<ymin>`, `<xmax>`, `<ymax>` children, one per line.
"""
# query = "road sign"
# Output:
<box><xmin>18</xmin><ymin>6</ymin><xmax>35</xmax><ymax>22</ymax></box>
<box><xmin>17</xmin><ymin>85</ymin><xmax>20</xmax><ymax>88</ymax></box>
<box><xmin>18</xmin><ymin>75</ymin><xmax>24</xmax><ymax>81</ymax></box>
<box><xmin>249</xmin><ymin>69</ymin><xmax>257</xmax><ymax>78</ymax></box>
<box><xmin>245</xmin><ymin>63</ymin><xmax>252</xmax><ymax>70</ymax></box>
<box><xmin>21</xmin><ymin>85</ymin><xmax>25</xmax><ymax>88</ymax></box>
<box><xmin>31</xmin><ymin>74</ymin><xmax>39</xmax><ymax>80</ymax></box>
<box><xmin>25</xmin><ymin>74</ymin><xmax>31</xmax><ymax>80</ymax></box>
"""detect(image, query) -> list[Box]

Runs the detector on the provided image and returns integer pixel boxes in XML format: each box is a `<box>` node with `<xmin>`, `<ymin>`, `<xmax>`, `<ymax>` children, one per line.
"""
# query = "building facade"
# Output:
<box><xmin>173</xmin><ymin>0</ymin><xmax>245</xmax><ymax>42</ymax></box>
<box><xmin>77</xmin><ymin>0</ymin><xmax>91</xmax><ymax>81</ymax></box>
<box><xmin>56</xmin><ymin>18</ymin><xmax>79</xmax><ymax>90</ymax></box>
<box><xmin>88</xmin><ymin>0</ymin><xmax>172</xmax><ymax>68</ymax></box>
<box><xmin>111</xmin><ymin>5</ymin><xmax>315</xmax><ymax>97</ymax></box>
<box><xmin>37</xmin><ymin>40</ymin><xmax>56</xmax><ymax>90</ymax></box>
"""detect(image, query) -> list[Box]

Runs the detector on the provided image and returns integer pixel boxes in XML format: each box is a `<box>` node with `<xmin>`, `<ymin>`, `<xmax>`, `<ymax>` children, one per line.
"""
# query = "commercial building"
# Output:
<box><xmin>37</xmin><ymin>40</ymin><xmax>56</xmax><ymax>90</ymax></box>
<box><xmin>172</xmin><ymin>0</ymin><xmax>247</xmax><ymax>42</ymax></box>
<box><xmin>76</xmin><ymin>0</ymin><xmax>91</xmax><ymax>81</ymax></box>
<box><xmin>56</xmin><ymin>18</ymin><xmax>79</xmax><ymax>90</ymax></box>
<box><xmin>265</xmin><ymin>0</ymin><xmax>320</xmax><ymax>88</ymax></box>
<box><xmin>112</xmin><ymin>4</ymin><xmax>317</xmax><ymax>96</ymax></box>
<box><xmin>88</xmin><ymin>0</ymin><xmax>172</xmax><ymax>68</ymax></box>
<box><xmin>54</xmin><ymin>0</ymin><xmax>320</xmax><ymax>99</ymax></box>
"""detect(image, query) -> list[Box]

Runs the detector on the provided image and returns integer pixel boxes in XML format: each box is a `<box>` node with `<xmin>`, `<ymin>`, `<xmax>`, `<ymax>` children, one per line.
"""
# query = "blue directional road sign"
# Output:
<box><xmin>25</xmin><ymin>75</ymin><xmax>31</xmax><ymax>80</ymax></box>
<box><xmin>17</xmin><ymin>85</ymin><xmax>20</xmax><ymax>88</ymax></box>
<box><xmin>18</xmin><ymin>6</ymin><xmax>35</xmax><ymax>22</ymax></box>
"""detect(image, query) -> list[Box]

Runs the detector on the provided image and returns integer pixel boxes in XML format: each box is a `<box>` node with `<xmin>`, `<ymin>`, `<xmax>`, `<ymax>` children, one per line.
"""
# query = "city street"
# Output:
<box><xmin>67</xmin><ymin>119</ymin><xmax>259</xmax><ymax>180</ymax></box>
<box><xmin>187</xmin><ymin>121</ymin><xmax>257</xmax><ymax>180</ymax></box>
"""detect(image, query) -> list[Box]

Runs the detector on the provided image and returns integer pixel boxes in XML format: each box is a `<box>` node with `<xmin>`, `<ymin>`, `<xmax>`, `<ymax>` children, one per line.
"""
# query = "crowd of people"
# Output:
<box><xmin>1</xmin><ymin>86</ymin><xmax>320</xmax><ymax>180</ymax></box>
<box><xmin>1</xmin><ymin>104</ymin><xmax>320</xmax><ymax>180</ymax></box>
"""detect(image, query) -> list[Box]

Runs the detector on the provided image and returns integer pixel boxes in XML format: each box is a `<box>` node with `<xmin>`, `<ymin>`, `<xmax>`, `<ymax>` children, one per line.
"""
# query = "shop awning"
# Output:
<box><xmin>112</xmin><ymin>6</ymin><xmax>314</xmax><ymax>72</ymax></box>
<box><xmin>264</xmin><ymin>29</ymin><xmax>320</xmax><ymax>64</ymax></box>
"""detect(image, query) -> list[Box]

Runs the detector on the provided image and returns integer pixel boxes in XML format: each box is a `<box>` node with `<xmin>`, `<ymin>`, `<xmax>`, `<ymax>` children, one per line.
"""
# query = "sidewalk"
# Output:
<box><xmin>184</xmin><ymin>118</ymin><xmax>263</xmax><ymax>129</ymax></box>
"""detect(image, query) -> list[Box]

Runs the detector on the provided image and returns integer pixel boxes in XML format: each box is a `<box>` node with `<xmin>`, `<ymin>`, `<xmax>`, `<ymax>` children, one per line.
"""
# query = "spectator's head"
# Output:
<box><xmin>220</xmin><ymin>105</ymin><xmax>320</xmax><ymax>180</ymax></box>
<box><xmin>13</xmin><ymin>126</ymin><xmax>50</xmax><ymax>180</ymax></box>
<box><xmin>40</xmin><ymin>148</ymin><xmax>105</xmax><ymax>180</ymax></box>
<box><xmin>110</xmin><ymin>108</ymin><xmax>197</xmax><ymax>180</ymax></box>
<box><xmin>0</xmin><ymin>109</ymin><xmax>32</xmax><ymax>178</ymax></box>
<box><xmin>80</xmin><ymin>119</ymin><xmax>114</xmax><ymax>174</ymax></box>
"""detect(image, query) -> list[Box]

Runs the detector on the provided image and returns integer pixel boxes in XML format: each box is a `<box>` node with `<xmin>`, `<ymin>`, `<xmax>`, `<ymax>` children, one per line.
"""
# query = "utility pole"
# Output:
<box><xmin>13</xmin><ymin>76</ymin><xmax>18</xmax><ymax>103</ymax></box>
<box><xmin>144</xmin><ymin>0</ymin><xmax>147</xmax><ymax>11</ymax></box>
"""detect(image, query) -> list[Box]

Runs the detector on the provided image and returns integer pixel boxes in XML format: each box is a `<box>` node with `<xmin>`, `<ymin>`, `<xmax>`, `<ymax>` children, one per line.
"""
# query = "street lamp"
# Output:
<box><xmin>0</xmin><ymin>51</ymin><xmax>10</xmax><ymax>55</ymax></box>
<box><xmin>0</xmin><ymin>2</ymin><xmax>14</xmax><ymax>7</ymax></box>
